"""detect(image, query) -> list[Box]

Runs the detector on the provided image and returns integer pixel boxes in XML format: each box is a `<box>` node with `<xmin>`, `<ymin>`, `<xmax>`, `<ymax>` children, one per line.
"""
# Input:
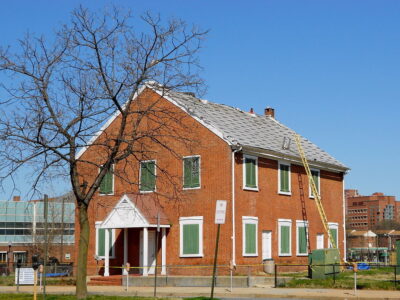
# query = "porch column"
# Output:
<box><xmin>104</xmin><ymin>228</ymin><xmax>110</xmax><ymax>277</ymax></box>
<box><xmin>123</xmin><ymin>228</ymin><xmax>128</xmax><ymax>275</ymax></box>
<box><xmin>143</xmin><ymin>227</ymin><xmax>148</xmax><ymax>276</ymax></box>
<box><xmin>161</xmin><ymin>228</ymin><xmax>166</xmax><ymax>275</ymax></box>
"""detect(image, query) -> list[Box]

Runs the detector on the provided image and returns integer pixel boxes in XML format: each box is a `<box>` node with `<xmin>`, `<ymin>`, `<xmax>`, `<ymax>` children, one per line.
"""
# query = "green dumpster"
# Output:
<box><xmin>309</xmin><ymin>248</ymin><xmax>340</xmax><ymax>279</ymax></box>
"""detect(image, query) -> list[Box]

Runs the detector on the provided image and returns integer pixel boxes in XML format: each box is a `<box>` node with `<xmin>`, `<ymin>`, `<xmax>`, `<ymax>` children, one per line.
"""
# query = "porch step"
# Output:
<box><xmin>88</xmin><ymin>275</ymin><xmax>122</xmax><ymax>286</ymax></box>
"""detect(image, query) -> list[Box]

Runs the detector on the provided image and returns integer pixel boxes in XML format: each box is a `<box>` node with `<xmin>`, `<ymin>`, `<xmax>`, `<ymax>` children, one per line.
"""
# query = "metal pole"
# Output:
<box><xmin>274</xmin><ymin>264</ymin><xmax>277</xmax><ymax>288</ymax></box>
<box><xmin>333</xmin><ymin>264</ymin><xmax>336</xmax><ymax>285</ymax></box>
<box><xmin>210</xmin><ymin>224</ymin><xmax>221</xmax><ymax>300</ymax></box>
<box><xmin>395</xmin><ymin>265</ymin><xmax>397</xmax><ymax>287</ymax></box>
<box><xmin>33</xmin><ymin>269</ymin><xmax>37</xmax><ymax>300</ymax></box>
<box><xmin>43</xmin><ymin>194</ymin><xmax>49</xmax><ymax>300</ymax></box>
<box><xmin>16</xmin><ymin>266</ymin><xmax>20</xmax><ymax>292</ymax></box>
<box><xmin>154</xmin><ymin>213</ymin><xmax>160</xmax><ymax>297</ymax></box>
<box><xmin>354</xmin><ymin>271</ymin><xmax>357</xmax><ymax>296</ymax></box>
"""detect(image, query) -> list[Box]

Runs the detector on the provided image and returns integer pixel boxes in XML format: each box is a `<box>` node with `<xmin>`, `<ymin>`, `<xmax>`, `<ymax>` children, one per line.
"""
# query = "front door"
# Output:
<box><xmin>140</xmin><ymin>230</ymin><xmax>156</xmax><ymax>274</ymax></box>
<box><xmin>262</xmin><ymin>231</ymin><xmax>272</xmax><ymax>260</ymax></box>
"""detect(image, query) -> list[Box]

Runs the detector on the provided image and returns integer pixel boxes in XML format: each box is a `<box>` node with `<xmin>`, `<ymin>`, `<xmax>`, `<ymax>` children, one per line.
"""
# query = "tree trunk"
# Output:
<box><xmin>76</xmin><ymin>203</ymin><xmax>89</xmax><ymax>299</ymax></box>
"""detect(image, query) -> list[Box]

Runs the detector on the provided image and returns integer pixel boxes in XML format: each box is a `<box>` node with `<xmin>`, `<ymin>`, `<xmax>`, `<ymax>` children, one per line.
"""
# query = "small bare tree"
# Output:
<box><xmin>0</xmin><ymin>6</ymin><xmax>207</xmax><ymax>298</ymax></box>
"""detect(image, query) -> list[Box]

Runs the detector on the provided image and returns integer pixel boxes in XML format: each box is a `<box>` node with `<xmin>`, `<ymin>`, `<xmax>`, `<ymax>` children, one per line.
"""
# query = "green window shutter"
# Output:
<box><xmin>183</xmin><ymin>224</ymin><xmax>199</xmax><ymax>255</ymax></box>
<box><xmin>99</xmin><ymin>168</ymin><xmax>113</xmax><ymax>194</ymax></box>
<box><xmin>311</xmin><ymin>170</ymin><xmax>319</xmax><ymax>196</ymax></box>
<box><xmin>97</xmin><ymin>228</ymin><xmax>105</xmax><ymax>256</ymax></box>
<box><xmin>280</xmin><ymin>165</ymin><xmax>289</xmax><ymax>192</ymax></box>
<box><xmin>245</xmin><ymin>223</ymin><xmax>256</xmax><ymax>254</ymax></box>
<box><xmin>97</xmin><ymin>228</ymin><xmax>113</xmax><ymax>256</ymax></box>
<box><xmin>141</xmin><ymin>161</ymin><xmax>155</xmax><ymax>191</ymax></box>
<box><xmin>298</xmin><ymin>226</ymin><xmax>307</xmax><ymax>254</ymax></box>
<box><xmin>280</xmin><ymin>226</ymin><xmax>290</xmax><ymax>254</ymax></box>
<box><xmin>330</xmin><ymin>228</ymin><xmax>338</xmax><ymax>248</ymax></box>
<box><xmin>245</xmin><ymin>158</ymin><xmax>256</xmax><ymax>188</ymax></box>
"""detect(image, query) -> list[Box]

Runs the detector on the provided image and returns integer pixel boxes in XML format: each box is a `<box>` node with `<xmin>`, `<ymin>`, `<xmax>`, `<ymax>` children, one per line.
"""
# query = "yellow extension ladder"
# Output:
<box><xmin>293</xmin><ymin>134</ymin><xmax>339</xmax><ymax>255</ymax></box>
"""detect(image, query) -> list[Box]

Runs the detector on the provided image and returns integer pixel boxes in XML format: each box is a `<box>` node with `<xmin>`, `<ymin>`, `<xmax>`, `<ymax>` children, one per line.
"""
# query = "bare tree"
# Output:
<box><xmin>0</xmin><ymin>6</ymin><xmax>207</xmax><ymax>298</ymax></box>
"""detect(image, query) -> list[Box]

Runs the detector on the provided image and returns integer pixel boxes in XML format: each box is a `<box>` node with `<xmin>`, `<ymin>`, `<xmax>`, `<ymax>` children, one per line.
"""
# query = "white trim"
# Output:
<box><xmin>95</xmin><ymin>221</ymin><xmax>115</xmax><ymax>259</ymax></box>
<box><xmin>242</xmin><ymin>216</ymin><xmax>258</xmax><ymax>257</ymax></box>
<box><xmin>278</xmin><ymin>161</ymin><xmax>291</xmax><ymax>195</ymax></box>
<box><xmin>328</xmin><ymin>222</ymin><xmax>339</xmax><ymax>248</ymax></box>
<box><xmin>309</xmin><ymin>168</ymin><xmax>320</xmax><ymax>199</ymax></box>
<box><xmin>182</xmin><ymin>155</ymin><xmax>201</xmax><ymax>190</ymax></box>
<box><xmin>278</xmin><ymin>219</ymin><xmax>292</xmax><ymax>256</ymax></box>
<box><xmin>243</xmin><ymin>155</ymin><xmax>259</xmax><ymax>191</ymax></box>
<box><xmin>98</xmin><ymin>164</ymin><xmax>115</xmax><ymax>196</ymax></box>
<box><xmin>316</xmin><ymin>233</ymin><xmax>324</xmax><ymax>249</ymax></box>
<box><xmin>179</xmin><ymin>216</ymin><xmax>203</xmax><ymax>257</ymax></box>
<box><xmin>342</xmin><ymin>178</ymin><xmax>347</xmax><ymax>261</ymax></box>
<box><xmin>139</xmin><ymin>160</ymin><xmax>157</xmax><ymax>193</ymax></box>
<box><xmin>296</xmin><ymin>220</ymin><xmax>309</xmax><ymax>256</ymax></box>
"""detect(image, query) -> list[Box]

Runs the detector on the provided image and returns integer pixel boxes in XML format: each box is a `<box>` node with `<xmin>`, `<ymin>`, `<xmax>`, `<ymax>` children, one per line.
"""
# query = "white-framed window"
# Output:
<box><xmin>99</xmin><ymin>164</ymin><xmax>114</xmax><ymax>195</ymax></box>
<box><xmin>179</xmin><ymin>216</ymin><xmax>203</xmax><ymax>257</ymax></box>
<box><xmin>309</xmin><ymin>168</ymin><xmax>320</xmax><ymax>198</ymax></box>
<box><xmin>140</xmin><ymin>160</ymin><xmax>156</xmax><ymax>192</ymax></box>
<box><xmin>95</xmin><ymin>221</ymin><xmax>115</xmax><ymax>259</ymax></box>
<box><xmin>242</xmin><ymin>216</ymin><xmax>258</xmax><ymax>256</ymax></box>
<box><xmin>278</xmin><ymin>162</ymin><xmax>291</xmax><ymax>195</ymax></box>
<box><xmin>0</xmin><ymin>252</ymin><xmax>7</xmax><ymax>263</ymax></box>
<box><xmin>328</xmin><ymin>222</ymin><xmax>339</xmax><ymax>248</ymax></box>
<box><xmin>243</xmin><ymin>155</ymin><xmax>258</xmax><ymax>191</ymax></box>
<box><xmin>296</xmin><ymin>220</ymin><xmax>309</xmax><ymax>256</ymax></box>
<box><xmin>278</xmin><ymin>219</ymin><xmax>292</xmax><ymax>256</ymax></box>
<box><xmin>13</xmin><ymin>251</ymin><xmax>27</xmax><ymax>264</ymax></box>
<box><xmin>183</xmin><ymin>155</ymin><xmax>201</xmax><ymax>189</ymax></box>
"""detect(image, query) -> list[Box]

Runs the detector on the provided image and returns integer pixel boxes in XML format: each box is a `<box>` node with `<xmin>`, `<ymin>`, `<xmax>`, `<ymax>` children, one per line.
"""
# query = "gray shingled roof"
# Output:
<box><xmin>164</xmin><ymin>90</ymin><xmax>348</xmax><ymax>170</ymax></box>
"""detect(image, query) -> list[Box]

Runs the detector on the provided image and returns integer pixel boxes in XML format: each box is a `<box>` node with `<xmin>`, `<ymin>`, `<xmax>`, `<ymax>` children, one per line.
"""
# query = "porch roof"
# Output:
<box><xmin>99</xmin><ymin>193</ymin><xmax>170</xmax><ymax>229</ymax></box>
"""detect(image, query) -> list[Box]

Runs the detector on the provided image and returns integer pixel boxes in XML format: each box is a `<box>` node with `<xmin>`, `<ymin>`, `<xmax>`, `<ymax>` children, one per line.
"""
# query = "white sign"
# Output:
<box><xmin>15</xmin><ymin>268</ymin><xmax>35</xmax><ymax>285</ymax></box>
<box><xmin>215</xmin><ymin>200</ymin><xmax>227</xmax><ymax>224</ymax></box>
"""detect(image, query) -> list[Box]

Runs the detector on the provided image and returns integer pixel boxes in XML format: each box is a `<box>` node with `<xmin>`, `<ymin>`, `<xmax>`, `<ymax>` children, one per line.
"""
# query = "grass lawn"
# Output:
<box><xmin>285</xmin><ymin>267</ymin><xmax>400</xmax><ymax>290</ymax></box>
<box><xmin>0</xmin><ymin>294</ymin><xmax>217</xmax><ymax>300</ymax></box>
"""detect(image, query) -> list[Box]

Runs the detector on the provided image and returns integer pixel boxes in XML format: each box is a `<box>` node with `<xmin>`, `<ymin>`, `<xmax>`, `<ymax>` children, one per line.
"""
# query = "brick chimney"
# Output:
<box><xmin>13</xmin><ymin>196</ymin><xmax>21</xmax><ymax>202</ymax></box>
<box><xmin>265</xmin><ymin>107</ymin><xmax>275</xmax><ymax>118</ymax></box>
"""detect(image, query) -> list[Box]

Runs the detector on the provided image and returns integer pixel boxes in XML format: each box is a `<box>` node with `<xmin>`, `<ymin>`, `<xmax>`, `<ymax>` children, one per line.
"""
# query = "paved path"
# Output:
<box><xmin>0</xmin><ymin>285</ymin><xmax>399</xmax><ymax>299</ymax></box>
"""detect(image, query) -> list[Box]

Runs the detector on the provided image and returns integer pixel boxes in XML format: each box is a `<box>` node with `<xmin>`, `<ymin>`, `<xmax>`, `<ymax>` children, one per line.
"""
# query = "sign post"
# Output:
<box><xmin>210</xmin><ymin>200</ymin><xmax>227</xmax><ymax>300</ymax></box>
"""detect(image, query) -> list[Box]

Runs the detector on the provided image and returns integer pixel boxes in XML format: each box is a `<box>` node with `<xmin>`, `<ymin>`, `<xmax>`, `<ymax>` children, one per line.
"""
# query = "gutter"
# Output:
<box><xmin>231</xmin><ymin>145</ymin><xmax>242</xmax><ymax>266</ymax></box>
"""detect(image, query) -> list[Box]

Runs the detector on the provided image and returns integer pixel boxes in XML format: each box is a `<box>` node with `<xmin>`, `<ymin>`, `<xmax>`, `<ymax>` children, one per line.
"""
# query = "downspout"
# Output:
<box><xmin>231</xmin><ymin>145</ymin><xmax>242</xmax><ymax>266</ymax></box>
<box><xmin>342</xmin><ymin>176</ymin><xmax>347</xmax><ymax>262</ymax></box>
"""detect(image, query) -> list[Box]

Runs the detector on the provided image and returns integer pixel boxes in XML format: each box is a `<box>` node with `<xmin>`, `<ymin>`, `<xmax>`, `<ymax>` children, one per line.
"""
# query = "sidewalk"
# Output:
<box><xmin>0</xmin><ymin>285</ymin><xmax>400</xmax><ymax>299</ymax></box>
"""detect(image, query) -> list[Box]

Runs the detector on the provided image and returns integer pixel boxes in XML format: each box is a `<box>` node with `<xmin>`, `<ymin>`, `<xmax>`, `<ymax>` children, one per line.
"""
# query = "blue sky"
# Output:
<box><xmin>0</xmin><ymin>1</ymin><xmax>399</xmax><ymax>199</ymax></box>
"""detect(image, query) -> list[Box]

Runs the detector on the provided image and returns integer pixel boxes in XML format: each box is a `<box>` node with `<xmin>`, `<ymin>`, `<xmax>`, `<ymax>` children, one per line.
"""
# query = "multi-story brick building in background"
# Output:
<box><xmin>346</xmin><ymin>189</ymin><xmax>400</xmax><ymax>230</ymax></box>
<box><xmin>0</xmin><ymin>193</ymin><xmax>75</xmax><ymax>274</ymax></box>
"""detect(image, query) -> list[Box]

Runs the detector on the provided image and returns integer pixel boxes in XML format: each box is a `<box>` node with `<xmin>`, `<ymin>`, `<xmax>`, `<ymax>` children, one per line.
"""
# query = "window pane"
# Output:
<box><xmin>280</xmin><ymin>226</ymin><xmax>290</xmax><ymax>254</ymax></box>
<box><xmin>245</xmin><ymin>158</ymin><xmax>256</xmax><ymax>188</ymax></box>
<box><xmin>183</xmin><ymin>157</ymin><xmax>200</xmax><ymax>188</ymax></box>
<box><xmin>183</xmin><ymin>224</ymin><xmax>199</xmax><ymax>255</ymax></box>
<box><xmin>141</xmin><ymin>161</ymin><xmax>155</xmax><ymax>191</ymax></box>
<box><xmin>298</xmin><ymin>226</ymin><xmax>307</xmax><ymax>254</ymax></box>
<box><xmin>330</xmin><ymin>228</ymin><xmax>338</xmax><ymax>248</ymax></box>
<box><xmin>245</xmin><ymin>223</ymin><xmax>256</xmax><ymax>254</ymax></box>
<box><xmin>99</xmin><ymin>167</ymin><xmax>113</xmax><ymax>194</ymax></box>
<box><xmin>280</xmin><ymin>165</ymin><xmax>289</xmax><ymax>192</ymax></box>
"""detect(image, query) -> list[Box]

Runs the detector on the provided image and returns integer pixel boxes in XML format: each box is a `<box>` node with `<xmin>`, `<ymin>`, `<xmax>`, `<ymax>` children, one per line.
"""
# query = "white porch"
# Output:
<box><xmin>99</xmin><ymin>194</ymin><xmax>170</xmax><ymax>277</ymax></box>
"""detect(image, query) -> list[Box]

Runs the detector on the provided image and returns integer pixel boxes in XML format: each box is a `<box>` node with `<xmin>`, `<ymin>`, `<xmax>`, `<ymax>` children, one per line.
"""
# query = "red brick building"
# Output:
<box><xmin>346</xmin><ymin>190</ymin><xmax>400</xmax><ymax>230</ymax></box>
<box><xmin>76</xmin><ymin>83</ymin><xmax>349</xmax><ymax>276</ymax></box>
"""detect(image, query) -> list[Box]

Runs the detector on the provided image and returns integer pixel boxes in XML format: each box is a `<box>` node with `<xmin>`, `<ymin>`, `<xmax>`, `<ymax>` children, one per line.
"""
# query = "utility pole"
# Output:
<box><xmin>43</xmin><ymin>194</ymin><xmax>49</xmax><ymax>300</ymax></box>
